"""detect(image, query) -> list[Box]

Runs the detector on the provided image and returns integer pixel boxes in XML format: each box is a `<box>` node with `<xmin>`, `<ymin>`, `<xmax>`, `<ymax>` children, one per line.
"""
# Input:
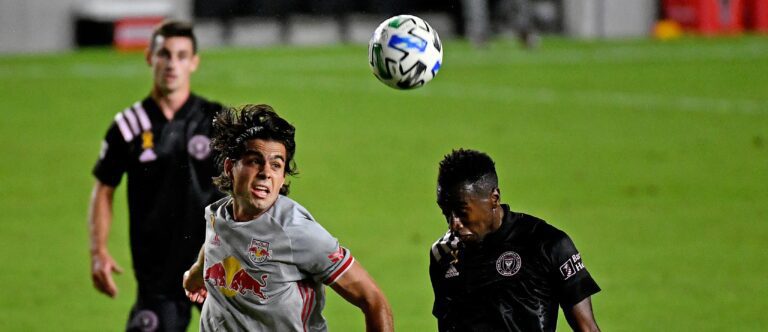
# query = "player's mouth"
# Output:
<box><xmin>455</xmin><ymin>231</ymin><xmax>476</xmax><ymax>242</ymax></box>
<box><xmin>251</xmin><ymin>185</ymin><xmax>270</xmax><ymax>199</ymax></box>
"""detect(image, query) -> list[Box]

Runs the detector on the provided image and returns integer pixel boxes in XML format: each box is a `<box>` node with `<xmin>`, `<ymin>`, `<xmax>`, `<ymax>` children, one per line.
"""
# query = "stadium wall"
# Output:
<box><xmin>0</xmin><ymin>0</ymin><xmax>190</xmax><ymax>54</ymax></box>
<box><xmin>564</xmin><ymin>0</ymin><xmax>657</xmax><ymax>38</ymax></box>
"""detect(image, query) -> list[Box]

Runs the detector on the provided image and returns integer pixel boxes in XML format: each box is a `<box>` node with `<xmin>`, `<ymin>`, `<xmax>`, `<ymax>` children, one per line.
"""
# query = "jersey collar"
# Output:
<box><xmin>479</xmin><ymin>204</ymin><xmax>515</xmax><ymax>246</ymax></box>
<box><xmin>144</xmin><ymin>93</ymin><xmax>199</xmax><ymax>122</ymax></box>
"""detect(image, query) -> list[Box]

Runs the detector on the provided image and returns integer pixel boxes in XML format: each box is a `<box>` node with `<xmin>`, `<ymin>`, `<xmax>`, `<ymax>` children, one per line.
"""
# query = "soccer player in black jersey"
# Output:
<box><xmin>430</xmin><ymin>149</ymin><xmax>601</xmax><ymax>331</ymax></box>
<box><xmin>87</xmin><ymin>21</ymin><xmax>224</xmax><ymax>331</ymax></box>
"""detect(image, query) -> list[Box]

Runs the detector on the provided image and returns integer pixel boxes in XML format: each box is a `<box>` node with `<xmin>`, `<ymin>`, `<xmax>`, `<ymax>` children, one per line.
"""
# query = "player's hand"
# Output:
<box><xmin>91</xmin><ymin>250</ymin><xmax>123</xmax><ymax>298</ymax></box>
<box><xmin>183</xmin><ymin>267</ymin><xmax>207</xmax><ymax>304</ymax></box>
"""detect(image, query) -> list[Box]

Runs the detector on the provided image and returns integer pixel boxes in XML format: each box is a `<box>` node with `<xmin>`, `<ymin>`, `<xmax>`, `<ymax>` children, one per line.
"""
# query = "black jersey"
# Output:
<box><xmin>93</xmin><ymin>94</ymin><xmax>224</xmax><ymax>298</ymax></box>
<box><xmin>429</xmin><ymin>204</ymin><xmax>600</xmax><ymax>332</ymax></box>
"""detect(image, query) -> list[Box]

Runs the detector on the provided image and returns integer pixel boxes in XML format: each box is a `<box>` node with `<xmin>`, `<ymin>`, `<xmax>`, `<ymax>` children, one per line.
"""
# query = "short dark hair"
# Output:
<box><xmin>211</xmin><ymin>104</ymin><xmax>298</xmax><ymax>195</ymax></box>
<box><xmin>149</xmin><ymin>20</ymin><xmax>197</xmax><ymax>54</ymax></box>
<box><xmin>437</xmin><ymin>149</ymin><xmax>498</xmax><ymax>202</ymax></box>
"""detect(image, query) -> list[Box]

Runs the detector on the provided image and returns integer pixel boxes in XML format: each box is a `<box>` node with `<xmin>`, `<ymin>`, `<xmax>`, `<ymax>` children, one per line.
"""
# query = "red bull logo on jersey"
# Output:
<box><xmin>248</xmin><ymin>239</ymin><xmax>272</xmax><ymax>264</ymax></box>
<box><xmin>204</xmin><ymin>256</ymin><xmax>269</xmax><ymax>299</ymax></box>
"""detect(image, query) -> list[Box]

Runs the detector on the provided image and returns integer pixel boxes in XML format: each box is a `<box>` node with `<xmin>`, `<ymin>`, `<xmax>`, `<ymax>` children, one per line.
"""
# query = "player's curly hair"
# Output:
<box><xmin>437</xmin><ymin>149</ymin><xmax>498</xmax><ymax>200</ymax></box>
<box><xmin>211</xmin><ymin>104</ymin><xmax>298</xmax><ymax>195</ymax></box>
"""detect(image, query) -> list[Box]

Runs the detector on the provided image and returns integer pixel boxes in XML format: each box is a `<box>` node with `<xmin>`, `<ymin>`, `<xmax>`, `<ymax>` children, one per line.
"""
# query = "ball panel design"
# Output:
<box><xmin>368</xmin><ymin>15</ymin><xmax>443</xmax><ymax>90</ymax></box>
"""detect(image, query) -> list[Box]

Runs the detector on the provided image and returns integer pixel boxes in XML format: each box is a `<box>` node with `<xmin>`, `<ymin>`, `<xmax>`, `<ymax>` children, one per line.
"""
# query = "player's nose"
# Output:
<box><xmin>256</xmin><ymin>164</ymin><xmax>271</xmax><ymax>179</ymax></box>
<box><xmin>448</xmin><ymin>215</ymin><xmax>463</xmax><ymax>231</ymax></box>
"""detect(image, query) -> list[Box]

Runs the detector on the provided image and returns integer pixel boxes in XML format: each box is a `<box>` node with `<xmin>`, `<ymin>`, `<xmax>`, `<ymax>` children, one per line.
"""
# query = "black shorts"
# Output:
<box><xmin>126</xmin><ymin>294</ymin><xmax>200</xmax><ymax>332</ymax></box>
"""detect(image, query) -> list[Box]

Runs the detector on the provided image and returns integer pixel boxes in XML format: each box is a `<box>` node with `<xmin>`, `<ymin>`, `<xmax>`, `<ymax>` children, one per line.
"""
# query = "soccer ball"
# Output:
<box><xmin>368</xmin><ymin>15</ymin><xmax>443</xmax><ymax>90</ymax></box>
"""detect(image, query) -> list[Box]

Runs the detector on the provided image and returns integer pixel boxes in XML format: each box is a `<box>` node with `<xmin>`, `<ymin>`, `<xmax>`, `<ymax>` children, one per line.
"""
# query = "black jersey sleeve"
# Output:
<box><xmin>547</xmin><ymin>231</ymin><xmax>601</xmax><ymax>308</ymax></box>
<box><xmin>429</xmin><ymin>250</ymin><xmax>444</xmax><ymax>315</ymax></box>
<box><xmin>429</xmin><ymin>248</ymin><xmax>453</xmax><ymax>331</ymax></box>
<box><xmin>92</xmin><ymin>122</ymin><xmax>129</xmax><ymax>187</ymax></box>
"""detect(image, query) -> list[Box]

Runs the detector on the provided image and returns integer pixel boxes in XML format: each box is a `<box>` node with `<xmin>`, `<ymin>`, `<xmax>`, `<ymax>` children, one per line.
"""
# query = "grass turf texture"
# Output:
<box><xmin>0</xmin><ymin>36</ymin><xmax>766</xmax><ymax>331</ymax></box>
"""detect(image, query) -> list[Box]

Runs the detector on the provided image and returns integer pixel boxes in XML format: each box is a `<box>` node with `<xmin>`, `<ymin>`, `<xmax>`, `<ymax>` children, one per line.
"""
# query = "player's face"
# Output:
<box><xmin>226</xmin><ymin>139</ymin><xmax>287</xmax><ymax>221</ymax></box>
<box><xmin>146</xmin><ymin>36</ymin><xmax>198</xmax><ymax>94</ymax></box>
<box><xmin>438</xmin><ymin>185</ymin><xmax>500</xmax><ymax>244</ymax></box>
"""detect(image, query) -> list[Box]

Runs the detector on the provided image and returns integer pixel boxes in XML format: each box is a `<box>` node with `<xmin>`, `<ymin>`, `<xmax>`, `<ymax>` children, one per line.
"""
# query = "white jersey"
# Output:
<box><xmin>200</xmin><ymin>196</ymin><xmax>355</xmax><ymax>331</ymax></box>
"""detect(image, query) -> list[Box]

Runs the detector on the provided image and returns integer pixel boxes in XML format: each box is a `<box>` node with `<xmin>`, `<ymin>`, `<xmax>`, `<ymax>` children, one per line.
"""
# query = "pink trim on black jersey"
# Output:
<box><xmin>324</xmin><ymin>252</ymin><xmax>355</xmax><ymax>285</ymax></box>
<box><xmin>114</xmin><ymin>111</ymin><xmax>134</xmax><ymax>142</ymax></box>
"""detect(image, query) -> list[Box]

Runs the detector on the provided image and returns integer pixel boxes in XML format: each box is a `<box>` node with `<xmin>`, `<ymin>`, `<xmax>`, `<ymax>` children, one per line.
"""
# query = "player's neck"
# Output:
<box><xmin>490</xmin><ymin>206</ymin><xmax>504</xmax><ymax>232</ymax></box>
<box><xmin>151</xmin><ymin>87</ymin><xmax>190</xmax><ymax>120</ymax></box>
<box><xmin>231</xmin><ymin>200</ymin><xmax>268</xmax><ymax>222</ymax></box>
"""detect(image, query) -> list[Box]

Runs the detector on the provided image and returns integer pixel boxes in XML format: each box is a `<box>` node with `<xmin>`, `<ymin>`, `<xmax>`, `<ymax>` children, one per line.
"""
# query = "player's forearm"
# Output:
<box><xmin>183</xmin><ymin>246</ymin><xmax>206</xmax><ymax>293</ymax></box>
<box><xmin>331</xmin><ymin>262</ymin><xmax>394</xmax><ymax>331</ymax></box>
<box><xmin>190</xmin><ymin>246</ymin><xmax>205</xmax><ymax>274</ymax></box>
<box><xmin>565</xmin><ymin>297</ymin><xmax>600</xmax><ymax>332</ymax></box>
<box><xmin>362</xmin><ymin>296</ymin><xmax>394</xmax><ymax>332</ymax></box>
<box><xmin>88</xmin><ymin>182</ymin><xmax>115</xmax><ymax>254</ymax></box>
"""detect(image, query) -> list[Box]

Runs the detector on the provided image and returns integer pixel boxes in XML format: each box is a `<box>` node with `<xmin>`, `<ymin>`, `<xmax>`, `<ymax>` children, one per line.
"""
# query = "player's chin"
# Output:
<box><xmin>251</xmin><ymin>196</ymin><xmax>277</xmax><ymax>210</ymax></box>
<box><xmin>458</xmin><ymin>233</ymin><xmax>478</xmax><ymax>243</ymax></box>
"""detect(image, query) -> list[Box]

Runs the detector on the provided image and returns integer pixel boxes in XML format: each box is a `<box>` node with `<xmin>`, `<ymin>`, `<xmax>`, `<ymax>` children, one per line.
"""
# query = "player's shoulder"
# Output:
<box><xmin>207</xmin><ymin>196</ymin><xmax>232</xmax><ymax>217</ymax></box>
<box><xmin>512</xmin><ymin>211</ymin><xmax>566</xmax><ymax>241</ymax></box>
<box><xmin>190</xmin><ymin>93</ymin><xmax>224</xmax><ymax>115</ymax></box>
<box><xmin>267</xmin><ymin>195</ymin><xmax>316</xmax><ymax>229</ymax></box>
<box><xmin>109</xmin><ymin>99</ymin><xmax>153</xmax><ymax>143</ymax></box>
<box><xmin>269</xmin><ymin>196</ymin><xmax>337</xmax><ymax>246</ymax></box>
<box><xmin>511</xmin><ymin>212</ymin><xmax>578</xmax><ymax>259</ymax></box>
<box><xmin>430</xmin><ymin>231</ymin><xmax>459</xmax><ymax>263</ymax></box>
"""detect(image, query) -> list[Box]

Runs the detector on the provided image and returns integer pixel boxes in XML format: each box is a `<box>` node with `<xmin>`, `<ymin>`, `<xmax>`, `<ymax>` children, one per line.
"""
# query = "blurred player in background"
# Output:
<box><xmin>462</xmin><ymin>0</ymin><xmax>538</xmax><ymax>48</ymax></box>
<box><xmin>87</xmin><ymin>20</ymin><xmax>224</xmax><ymax>331</ymax></box>
<box><xmin>182</xmin><ymin>104</ymin><xmax>393</xmax><ymax>331</ymax></box>
<box><xmin>430</xmin><ymin>149</ymin><xmax>600</xmax><ymax>331</ymax></box>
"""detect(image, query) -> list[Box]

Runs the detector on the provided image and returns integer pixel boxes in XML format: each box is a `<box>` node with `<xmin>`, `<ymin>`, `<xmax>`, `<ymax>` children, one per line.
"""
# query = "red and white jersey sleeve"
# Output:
<box><xmin>284</xmin><ymin>217</ymin><xmax>355</xmax><ymax>285</ymax></box>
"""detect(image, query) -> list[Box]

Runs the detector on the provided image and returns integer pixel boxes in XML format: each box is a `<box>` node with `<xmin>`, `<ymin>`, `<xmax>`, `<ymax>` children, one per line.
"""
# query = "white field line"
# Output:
<box><xmin>449</xmin><ymin>41</ymin><xmax>768</xmax><ymax>66</ymax></box>
<box><xmin>2</xmin><ymin>40</ymin><xmax>765</xmax><ymax>78</ymax></box>
<box><xmin>229</xmin><ymin>74</ymin><xmax>767</xmax><ymax>116</ymax></box>
<box><xmin>1</xmin><ymin>41</ymin><xmax>764</xmax><ymax>115</ymax></box>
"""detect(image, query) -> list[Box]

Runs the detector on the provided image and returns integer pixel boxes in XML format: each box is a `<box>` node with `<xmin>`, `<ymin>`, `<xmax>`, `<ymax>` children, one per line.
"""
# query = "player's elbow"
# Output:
<box><xmin>358</xmin><ymin>289</ymin><xmax>393</xmax><ymax>332</ymax></box>
<box><xmin>578</xmin><ymin>325</ymin><xmax>600</xmax><ymax>332</ymax></box>
<box><xmin>354</xmin><ymin>287</ymin><xmax>390</xmax><ymax>313</ymax></box>
<box><xmin>353</xmin><ymin>285</ymin><xmax>391</xmax><ymax>314</ymax></box>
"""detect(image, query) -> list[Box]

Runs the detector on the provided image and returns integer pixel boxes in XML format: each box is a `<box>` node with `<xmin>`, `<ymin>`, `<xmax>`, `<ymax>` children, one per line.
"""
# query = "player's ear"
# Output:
<box><xmin>224</xmin><ymin>158</ymin><xmax>234</xmax><ymax>178</ymax></box>
<box><xmin>491</xmin><ymin>187</ymin><xmax>500</xmax><ymax>208</ymax></box>
<box><xmin>145</xmin><ymin>47</ymin><xmax>152</xmax><ymax>66</ymax></box>
<box><xmin>190</xmin><ymin>54</ymin><xmax>200</xmax><ymax>72</ymax></box>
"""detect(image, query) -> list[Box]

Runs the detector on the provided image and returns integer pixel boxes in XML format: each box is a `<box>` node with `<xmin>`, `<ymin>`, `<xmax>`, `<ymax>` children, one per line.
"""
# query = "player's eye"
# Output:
<box><xmin>157</xmin><ymin>50</ymin><xmax>171</xmax><ymax>59</ymax></box>
<box><xmin>442</xmin><ymin>210</ymin><xmax>459</xmax><ymax>222</ymax></box>
<box><xmin>243</xmin><ymin>156</ymin><xmax>262</xmax><ymax>166</ymax></box>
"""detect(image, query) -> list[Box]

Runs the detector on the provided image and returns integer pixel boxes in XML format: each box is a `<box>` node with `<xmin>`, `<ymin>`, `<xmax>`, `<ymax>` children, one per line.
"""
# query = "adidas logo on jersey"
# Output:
<box><xmin>444</xmin><ymin>264</ymin><xmax>459</xmax><ymax>278</ymax></box>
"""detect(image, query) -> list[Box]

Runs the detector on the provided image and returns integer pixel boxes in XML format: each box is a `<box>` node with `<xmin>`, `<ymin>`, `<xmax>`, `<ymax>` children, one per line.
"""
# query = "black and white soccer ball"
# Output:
<box><xmin>368</xmin><ymin>15</ymin><xmax>443</xmax><ymax>90</ymax></box>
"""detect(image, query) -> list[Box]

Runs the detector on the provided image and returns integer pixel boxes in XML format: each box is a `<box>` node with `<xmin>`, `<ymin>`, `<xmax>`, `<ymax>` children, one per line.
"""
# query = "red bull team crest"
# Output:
<box><xmin>248</xmin><ymin>239</ymin><xmax>272</xmax><ymax>265</ymax></box>
<box><xmin>205</xmin><ymin>256</ymin><xmax>269</xmax><ymax>299</ymax></box>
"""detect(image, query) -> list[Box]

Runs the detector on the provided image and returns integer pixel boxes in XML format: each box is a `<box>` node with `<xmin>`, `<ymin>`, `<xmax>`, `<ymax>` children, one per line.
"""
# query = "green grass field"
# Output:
<box><xmin>1</xmin><ymin>35</ymin><xmax>766</xmax><ymax>331</ymax></box>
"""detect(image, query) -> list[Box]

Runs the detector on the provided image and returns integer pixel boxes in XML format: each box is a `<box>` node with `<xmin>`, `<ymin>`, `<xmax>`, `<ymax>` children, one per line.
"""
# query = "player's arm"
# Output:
<box><xmin>563</xmin><ymin>296</ymin><xmax>600</xmax><ymax>332</ymax></box>
<box><xmin>88</xmin><ymin>180</ymin><xmax>123</xmax><ymax>298</ymax></box>
<box><xmin>330</xmin><ymin>261</ymin><xmax>394</xmax><ymax>332</ymax></box>
<box><xmin>183</xmin><ymin>246</ymin><xmax>207</xmax><ymax>303</ymax></box>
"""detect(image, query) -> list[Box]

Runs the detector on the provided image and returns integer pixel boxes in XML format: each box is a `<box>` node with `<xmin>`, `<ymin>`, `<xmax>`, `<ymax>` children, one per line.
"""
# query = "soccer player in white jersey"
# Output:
<box><xmin>183</xmin><ymin>104</ymin><xmax>394</xmax><ymax>331</ymax></box>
